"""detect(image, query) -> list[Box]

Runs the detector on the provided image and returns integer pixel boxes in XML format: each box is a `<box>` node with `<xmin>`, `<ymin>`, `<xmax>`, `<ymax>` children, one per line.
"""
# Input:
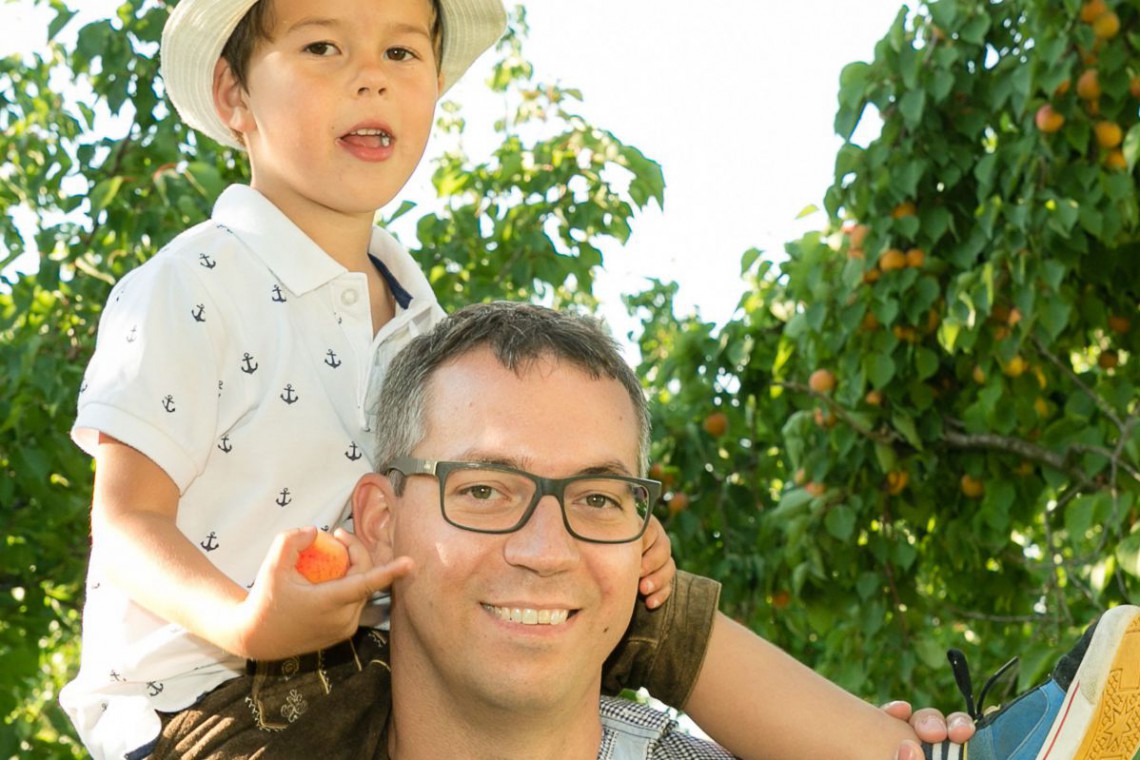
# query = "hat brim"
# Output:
<box><xmin>160</xmin><ymin>0</ymin><xmax>507</xmax><ymax>150</ymax></box>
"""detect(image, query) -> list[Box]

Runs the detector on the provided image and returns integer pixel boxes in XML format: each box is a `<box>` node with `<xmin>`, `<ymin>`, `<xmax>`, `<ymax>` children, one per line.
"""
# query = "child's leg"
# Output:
<box><xmin>150</xmin><ymin>629</ymin><xmax>392</xmax><ymax>759</ymax></box>
<box><xmin>684</xmin><ymin>612</ymin><xmax>943</xmax><ymax>760</ymax></box>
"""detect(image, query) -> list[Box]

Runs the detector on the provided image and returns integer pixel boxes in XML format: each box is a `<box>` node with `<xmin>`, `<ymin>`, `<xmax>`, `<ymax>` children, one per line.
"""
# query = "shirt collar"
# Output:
<box><xmin>211</xmin><ymin>185</ymin><xmax>428</xmax><ymax>310</ymax></box>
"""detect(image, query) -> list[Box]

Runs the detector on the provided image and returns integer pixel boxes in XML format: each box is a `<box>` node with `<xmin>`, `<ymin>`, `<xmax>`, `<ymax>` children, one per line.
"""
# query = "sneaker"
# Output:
<box><xmin>921</xmin><ymin>605</ymin><xmax>1140</xmax><ymax>760</ymax></box>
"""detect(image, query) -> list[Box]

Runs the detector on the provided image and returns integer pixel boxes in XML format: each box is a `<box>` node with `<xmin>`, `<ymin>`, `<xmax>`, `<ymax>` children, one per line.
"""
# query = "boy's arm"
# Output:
<box><xmin>92</xmin><ymin>435</ymin><xmax>407</xmax><ymax>660</ymax></box>
<box><xmin>683</xmin><ymin>613</ymin><xmax>973</xmax><ymax>760</ymax></box>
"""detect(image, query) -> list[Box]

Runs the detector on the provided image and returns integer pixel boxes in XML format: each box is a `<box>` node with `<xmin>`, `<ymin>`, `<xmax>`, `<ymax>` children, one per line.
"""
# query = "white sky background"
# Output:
<box><xmin>0</xmin><ymin>0</ymin><xmax>904</xmax><ymax>336</ymax></box>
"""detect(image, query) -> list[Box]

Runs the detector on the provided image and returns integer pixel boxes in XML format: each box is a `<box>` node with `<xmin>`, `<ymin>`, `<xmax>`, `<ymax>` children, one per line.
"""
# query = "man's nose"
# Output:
<box><xmin>502</xmin><ymin>495</ymin><xmax>580</xmax><ymax>574</ymax></box>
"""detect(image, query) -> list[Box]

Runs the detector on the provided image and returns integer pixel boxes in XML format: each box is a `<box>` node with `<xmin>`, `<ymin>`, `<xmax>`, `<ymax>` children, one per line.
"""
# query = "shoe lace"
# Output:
<box><xmin>946</xmin><ymin>649</ymin><xmax>1020</xmax><ymax>721</ymax></box>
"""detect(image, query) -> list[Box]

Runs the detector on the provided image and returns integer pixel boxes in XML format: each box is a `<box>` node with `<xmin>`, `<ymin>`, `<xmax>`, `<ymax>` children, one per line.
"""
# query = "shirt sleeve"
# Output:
<box><xmin>73</xmin><ymin>253</ymin><xmax>231</xmax><ymax>492</ymax></box>
<box><xmin>602</xmin><ymin>571</ymin><xmax>722</xmax><ymax>710</ymax></box>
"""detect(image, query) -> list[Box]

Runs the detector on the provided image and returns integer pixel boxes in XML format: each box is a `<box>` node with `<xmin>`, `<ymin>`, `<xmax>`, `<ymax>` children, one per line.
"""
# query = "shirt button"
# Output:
<box><xmin>341</xmin><ymin>289</ymin><xmax>359</xmax><ymax>306</ymax></box>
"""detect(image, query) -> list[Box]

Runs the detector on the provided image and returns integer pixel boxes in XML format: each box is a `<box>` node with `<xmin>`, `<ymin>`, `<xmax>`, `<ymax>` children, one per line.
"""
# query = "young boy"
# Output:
<box><xmin>62</xmin><ymin>1</ymin><xmax>1135</xmax><ymax>759</ymax></box>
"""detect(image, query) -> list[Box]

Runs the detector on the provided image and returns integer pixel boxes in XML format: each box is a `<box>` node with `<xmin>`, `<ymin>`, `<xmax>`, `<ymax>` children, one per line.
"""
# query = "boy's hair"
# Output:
<box><xmin>221</xmin><ymin>0</ymin><xmax>446</xmax><ymax>89</ymax></box>
<box><xmin>374</xmin><ymin>302</ymin><xmax>652</xmax><ymax>489</ymax></box>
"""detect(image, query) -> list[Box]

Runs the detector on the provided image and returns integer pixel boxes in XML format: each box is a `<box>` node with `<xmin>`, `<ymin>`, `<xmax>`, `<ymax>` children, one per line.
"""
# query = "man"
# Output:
<box><xmin>351</xmin><ymin>299</ymin><xmax>729</xmax><ymax>758</ymax></box>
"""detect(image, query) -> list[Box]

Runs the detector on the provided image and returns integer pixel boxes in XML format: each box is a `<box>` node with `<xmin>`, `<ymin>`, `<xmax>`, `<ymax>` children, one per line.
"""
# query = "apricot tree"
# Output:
<box><xmin>640</xmin><ymin>0</ymin><xmax>1140</xmax><ymax>706</ymax></box>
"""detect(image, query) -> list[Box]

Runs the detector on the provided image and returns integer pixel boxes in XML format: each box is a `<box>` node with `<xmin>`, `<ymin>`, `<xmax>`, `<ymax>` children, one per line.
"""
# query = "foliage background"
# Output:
<box><xmin>2</xmin><ymin>0</ymin><xmax>1138</xmax><ymax>756</ymax></box>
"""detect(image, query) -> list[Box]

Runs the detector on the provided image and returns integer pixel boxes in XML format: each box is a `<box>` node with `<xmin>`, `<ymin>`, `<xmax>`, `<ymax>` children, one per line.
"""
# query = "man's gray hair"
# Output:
<box><xmin>373</xmin><ymin>301</ymin><xmax>651</xmax><ymax>483</ymax></box>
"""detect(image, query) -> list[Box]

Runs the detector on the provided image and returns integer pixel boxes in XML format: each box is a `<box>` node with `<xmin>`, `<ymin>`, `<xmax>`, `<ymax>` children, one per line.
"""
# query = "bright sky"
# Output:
<box><xmin>0</xmin><ymin>0</ymin><xmax>905</xmax><ymax>334</ymax></box>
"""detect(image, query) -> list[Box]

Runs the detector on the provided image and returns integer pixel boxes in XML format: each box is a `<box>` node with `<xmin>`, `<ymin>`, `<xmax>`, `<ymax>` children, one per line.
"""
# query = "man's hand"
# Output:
<box><xmin>638</xmin><ymin>514</ymin><xmax>675</xmax><ymax>609</ymax></box>
<box><xmin>233</xmin><ymin>527</ymin><xmax>413</xmax><ymax>660</ymax></box>
<box><xmin>882</xmin><ymin>700</ymin><xmax>975</xmax><ymax>760</ymax></box>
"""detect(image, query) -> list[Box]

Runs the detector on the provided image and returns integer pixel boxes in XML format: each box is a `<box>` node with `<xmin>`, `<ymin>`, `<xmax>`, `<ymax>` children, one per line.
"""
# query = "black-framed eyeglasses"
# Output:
<box><xmin>381</xmin><ymin>457</ymin><xmax>660</xmax><ymax>544</ymax></box>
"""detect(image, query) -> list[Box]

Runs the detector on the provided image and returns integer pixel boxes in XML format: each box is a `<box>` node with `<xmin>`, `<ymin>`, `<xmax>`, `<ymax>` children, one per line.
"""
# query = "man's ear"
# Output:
<box><xmin>212</xmin><ymin>57</ymin><xmax>254</xmax><ymax>138</ymax></box>
<box><xmin>352</xmin><ymin>472</ymin><xmax>397</xmax><ymax>563</ymax></box>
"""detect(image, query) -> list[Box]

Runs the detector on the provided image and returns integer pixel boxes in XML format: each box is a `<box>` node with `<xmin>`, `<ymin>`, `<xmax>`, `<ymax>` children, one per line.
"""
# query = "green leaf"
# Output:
<box><xmin>867</xmin><ymin>352</ymin><xmax>896</xmax><ymax>388</ymax></box>
<box><xmin>825</xmin><ymin>505</ymin><xmax>857</xmax><ymax>541</ymax></box>
<box><xmin>892</xmin><ymin>412</ymin><xmax>922</xmax><ymax>449</ymax></box>
<box><xmin>1123</xmin><ymin>123</ymin><xmax>1140</xmax><ymax>171</ymax></box>
<box><xmin>900</xmin><ymin>89</ymin><xmax>927</xmax><ymax>130</ymax></box>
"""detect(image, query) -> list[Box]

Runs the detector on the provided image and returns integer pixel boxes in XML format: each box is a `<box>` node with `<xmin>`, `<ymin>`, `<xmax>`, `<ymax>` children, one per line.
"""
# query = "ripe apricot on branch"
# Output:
<box><xmin>1035</xmin><ymin>104</ymin><xmax>1065</xmax><ymax>133</ymax></box>
<box><xmin>960</xmin><ymin>474</ymin><xmax>985</xmax><ymax>499</ymax></box>
<box><xmin>1104</xmin><ymin>149</ymin><xmax>1127</xmax><ymax>170</ymax></box>
<box><xmin>886</xmin><ymin>470</ymin><xmax>909</xmax><ymax>495</ymax></box>
<box><xmin>879</xmin><ymin>248</ymin><xmax>907</xmax><ymax>271</ymax></box>
<box><xmin>804</xmin><ymin>482</ymin><xmax>827</xmax><ymax>498</ymax></box>
<box><xmin>702</xmin><ymin>411</ymin><xmax>728</xmax><ymax>437</ymax></box>
<box><xmin>1077</xmin><ymin>69</ymin><xmax>1101</xmax><ymax>100</ymax></box>
<box><xmin>1003</xmin><ymin>355</ymin><xmax>1028</xmax><ymax>377</ymax></box>
<box><xmin>1080</xmin><ymin>0</ymin><xmax>1107</xmax><ymax>23</ymax></box>
<box><xmin>295</xmin><ymin>530</ymin><xmax>349</xmax><ymax>583</ymax></box>
<box><xmin>905</xmin><ymin>247</ymin><xmax>926</xmax><ymax>268</ymax></box>
<box><xmin>1094</xmin><ymin>121</ymin><xmax>1123</xmax><ymax>148</ymax></box>
<box><xmin>1092</xmin><ymin>11</ymin><xmax>1120</xmax><ymax>38</ymax></box>
<box><xmin>667</xmin><ymin>492</ymin><xmax>690</xmax><ymax>516</ymax></box>
<box><xmin>891</xmin><ymin>201</ymin><xmax>917</xmax><ymax>219</ymax></box>
<box><xmin>846</xmin><ymin>223</ymin><xmax>870</xmax><ymax>248</ymax></box>
<box><xmin>809</xmin><ymin>368</ymin><xmax>837</xmax><ymax>394</ymax></box>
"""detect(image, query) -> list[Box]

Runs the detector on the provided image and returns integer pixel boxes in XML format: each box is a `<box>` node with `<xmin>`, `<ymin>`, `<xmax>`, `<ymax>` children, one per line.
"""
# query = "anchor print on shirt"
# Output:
<box><xmin>218</xmin><ymin>434</ymin><xmax>233</xmax><ymax>454</ymax></box>
<box><xmin>280</xmin><ymin>384</ymin><xmax>299</xmax><ymax>404</ymax></box>
<box><xmin>241</xmin><ymin>353</ymin><xmax>259</xmax><ymax>374</ymax></box>
<box><xmin>147</xmin><ymin>681</ymin><xmax>164</xmax><ymax>698</ymax></box>
<box><xmin>271</xmin><ymin>284</ymin><xmax>287</xmax><ymax>303</ymax></box>
<box><xmin>276</xmin><ymin>488</ymin><xmax>293</xmax><ymax>508</ymax></box>
<box><xmin>325</xmin><ymin>349</ymin><xmax>342</xmax><ymax>369</ymax></box>
<box><xmin>126</xmin><ymin>325</ymin><xmax>139</xmax><ymax>343</ymax></box>
<box><xmin>345</xmin><ymin>442</ymin><xmax>363</xmax><ymax>462</ymax></box>
<box><xmin>200</xmin><ymin>532</ymin><xmax>220</xmax><ymax>552</ymax></box>
<box><xmin>192</xmin><ymin>304</ymin><xmax>206</xmax><ymax>323</ymax></box>
<box><xmin>198</xmin><ymin>252</ymin><xmax>216</xmax><ymax>269</ymax></box>
<box><xmin>162</xmin><ymin>395</ymin><xmax>176</xmax><ymax>413</ymax></box>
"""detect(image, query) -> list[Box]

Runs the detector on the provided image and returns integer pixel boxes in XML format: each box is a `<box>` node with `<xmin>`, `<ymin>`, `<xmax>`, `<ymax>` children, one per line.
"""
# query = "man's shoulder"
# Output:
<box><xmin>598</xmin><ymin>696</ymin><xmax>736</xmax><ymax>760</ymax></box>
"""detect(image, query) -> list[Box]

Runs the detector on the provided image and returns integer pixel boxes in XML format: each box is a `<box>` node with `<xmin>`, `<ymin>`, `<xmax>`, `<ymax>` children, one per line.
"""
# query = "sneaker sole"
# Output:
<box><xmin>1037</xmin><ymin>605</ymin><xmax>1140</xmax><ymax>760</ymax></box>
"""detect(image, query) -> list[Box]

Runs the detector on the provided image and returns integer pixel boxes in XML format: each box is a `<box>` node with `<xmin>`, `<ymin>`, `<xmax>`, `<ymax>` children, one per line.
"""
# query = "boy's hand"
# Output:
<box><xmin>638</xmin><ymin>514</ymin><xmax>675</xmax><ymax>609</ymax></box>
<box><xmin>882</xmin><ymin>700</ymin><xmax>975</xmax><ymax>759</ymax></box>
<box><xmin>233</xmin><ymin>527</ymin><xmax>413</xmax><ymax>661</ymax></box>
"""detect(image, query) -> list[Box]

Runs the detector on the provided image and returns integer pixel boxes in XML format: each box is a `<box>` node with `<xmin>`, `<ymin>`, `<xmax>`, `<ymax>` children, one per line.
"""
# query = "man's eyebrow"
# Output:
<box><xmin>455</xmin><ymin>451</ymin><xmax>636</xmax><ymax>478</ymax></box>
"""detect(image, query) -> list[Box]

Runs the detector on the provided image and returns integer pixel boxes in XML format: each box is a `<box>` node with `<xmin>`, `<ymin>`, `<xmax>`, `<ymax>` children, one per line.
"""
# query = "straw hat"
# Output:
<box><xmin>160</xmin><ymin>0</ymin><xmax>507</xmax><ymax>149</ymax></box>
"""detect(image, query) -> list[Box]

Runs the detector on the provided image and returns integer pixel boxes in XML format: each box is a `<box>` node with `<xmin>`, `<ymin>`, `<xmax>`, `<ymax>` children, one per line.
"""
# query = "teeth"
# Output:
<box><xmin>485</xmin><ymin>605</ymin><xmax>569</xmax><ymax>626</ymax></box>
<box><xmin>348</xmin><ymin>129</ymin><xmax>392</xmax><ymax>147</ymax></box>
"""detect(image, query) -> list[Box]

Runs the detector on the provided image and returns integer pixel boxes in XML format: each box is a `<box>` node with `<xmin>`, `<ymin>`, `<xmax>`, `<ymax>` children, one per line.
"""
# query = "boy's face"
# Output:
<box><xmin>214</xmin><ymin>0</ymin><xmax>442</xmax><ymax>224</ymax></box>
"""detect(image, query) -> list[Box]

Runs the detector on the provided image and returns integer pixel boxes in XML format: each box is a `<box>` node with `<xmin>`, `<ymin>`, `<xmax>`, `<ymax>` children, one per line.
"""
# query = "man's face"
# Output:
<box><xmin>361</xmin><ymin>347</ymin><xmax>644</xmax><ymax>714</ymax></box>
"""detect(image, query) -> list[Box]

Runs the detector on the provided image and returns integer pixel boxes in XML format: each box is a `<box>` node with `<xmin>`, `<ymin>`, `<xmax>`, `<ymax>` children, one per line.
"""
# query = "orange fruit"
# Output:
<box><xmin>879</xmin><ymin>248</ymin><xmax>908</xmax><ymax>271</ymax></box>
<box><xmin>1092</xmin><ymin>11</ymin><xmax>1120</xmax><ymax>38</ymax></box>
<box><xmin>809</xmin><ymin>368</ymin><xmax>837</xmax><ymax>394</ymax></box>
<box><xmin>1104</xmin><ymin>149</ymin><xmax>1127</xmax><ymax>171</ymax></box>
<box><xmin>886</xmin><ymin>470</ymin><xmax>909</xmax><ymax>495</ymax></box>
<box><xmin>1035</xmin><ymin>104</ymin><xmax>1065</xmax><ymax>133</ymax></box>
<box><xmin>905</xmin><ymin>247</ymin><xmax>926</xmax><ymax>268</ymax></box>
<box><xmin>960</xmin><ymin>474</ymin><xmax>985</xmax><ymax>499</ymax></box>
<box><xmin>702</xmin><ymin>411</ymin><xmax>728</xmax><ymax>437</ymax></box>
<box><xmin>891</xmin><ymin>201</ymin><xmax>917</xmax><ymax>219</ymax></box>
<box><xmin>1080</xmin><ymin>0</ymin><xmax>1108</xmax><ymax>22</ymax></box>
<box><xmin>1095</xmin><ymin>121</ymin><xmax>1123</xmax><ymax>148</ymax></box>
<box><xmin>1003</xmin><ymin>355</ymin><xmax>1028</xmax><ymax>377</ymax></box>
<box><xmin>1077</xmin><ymin>69</ymin><xmax>1101</xmax><ymax>100</ymax></box>
<box><xmin>295</xmin><ymin>530</ymin><xmax>350</xmax><ymax>584</ymax></box>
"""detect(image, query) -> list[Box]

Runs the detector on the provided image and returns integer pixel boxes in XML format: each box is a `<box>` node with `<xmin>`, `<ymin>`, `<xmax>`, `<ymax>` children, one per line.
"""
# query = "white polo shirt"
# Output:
<box><xmin>61</xmin><ymin>185</ymin><xmax>445</xmax><ymax>760</ymax></box>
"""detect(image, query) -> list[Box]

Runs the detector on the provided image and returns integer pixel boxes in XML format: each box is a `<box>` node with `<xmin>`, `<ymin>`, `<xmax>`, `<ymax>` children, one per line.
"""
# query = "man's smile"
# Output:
<box><xmin>483</xmin><ymin>604</ymin><xmax>575</xmax><ymax>626</ymax></box>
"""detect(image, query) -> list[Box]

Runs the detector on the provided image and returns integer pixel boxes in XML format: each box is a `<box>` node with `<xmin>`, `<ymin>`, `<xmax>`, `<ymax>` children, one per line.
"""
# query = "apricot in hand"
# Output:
<box><xmin>295</xmin><ymin>530</ymin><xmax>349</xmax><ymax>583</ymax></box>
